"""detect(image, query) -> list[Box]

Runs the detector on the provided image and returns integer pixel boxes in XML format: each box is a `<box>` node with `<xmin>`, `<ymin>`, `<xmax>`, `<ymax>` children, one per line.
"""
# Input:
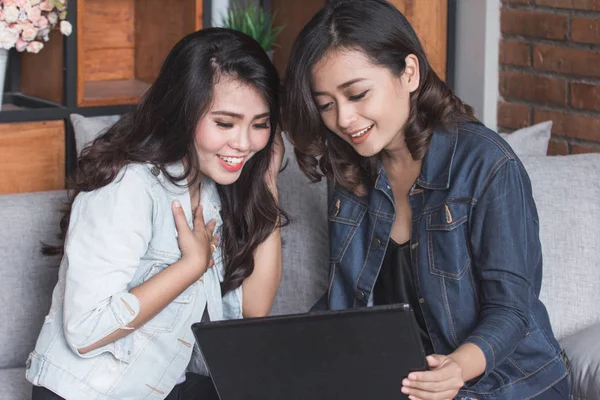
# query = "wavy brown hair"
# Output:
<box><xmin>48</xmin><ymin>28</ymin><xmax>287</xmax><ymax>294</ymax></box>
<box><xmin>281</xmin><ymin>0</ymin><xmax>478</xmax><ymax>194</ymax></box>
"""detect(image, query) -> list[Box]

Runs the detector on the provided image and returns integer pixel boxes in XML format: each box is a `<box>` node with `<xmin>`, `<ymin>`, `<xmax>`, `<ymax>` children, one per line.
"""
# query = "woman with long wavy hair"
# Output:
<box><xmin>27</xmin><ymin>28</ymin><xmax>286</xmax><ymax>400</ymax></box>
<box><xmin>281</xmin><ymin>1</ymin><xmax>569</xmax><ymax>399</ymax></box>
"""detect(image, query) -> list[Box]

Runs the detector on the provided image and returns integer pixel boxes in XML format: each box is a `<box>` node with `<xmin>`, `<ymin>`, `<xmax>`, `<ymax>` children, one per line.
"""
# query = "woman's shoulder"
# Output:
<box><xmin>76</xmin><ymin>163</ymin><xmax>165</xmax><ymax>205</ymax></box>
<box><xmin>449</xmin><ymin>123</ymin><xmax>525</xmax><ymax>196</ymax></box>
<box><xmin>455</xmin><ymin>122</ymin><xmax>517</xmax><ymax>161</ymax></box>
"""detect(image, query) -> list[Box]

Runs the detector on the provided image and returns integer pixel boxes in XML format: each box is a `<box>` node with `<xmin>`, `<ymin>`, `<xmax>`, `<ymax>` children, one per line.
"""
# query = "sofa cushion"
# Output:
<box><xmin>521</xmin><ymin>154</ymin><xmax>600</xmax><ymax>341</ymax></box>
<box><xmin>560</xmin><ymin>323</ymin><xmax>600</xmax><ymax>400</ymax></box>
<box><xmin>70</xmin><ymin>113</ymin><xmax>120</xmax><ymax>156</ymax></box>
<box><xmin>0</xmin><ymin>191</ymin><xmax>64</xmax><ymax>369</ymax></box>
<box><xmin>500</xmin><ymin>120</ymin><xmax>552</xmax><ymax>157</ymax></box>
<box><xmin>0</xmin><ymin>368</ymin><xmax>31</xmax><ymax>400</ymax></box>
<box><xmin>271</xmin><ymin>138</ymin><xmax>329</xmax><ymax>315</ymax></box>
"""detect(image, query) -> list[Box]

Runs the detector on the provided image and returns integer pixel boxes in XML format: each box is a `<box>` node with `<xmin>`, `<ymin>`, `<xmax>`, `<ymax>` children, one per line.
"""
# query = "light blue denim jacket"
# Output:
<box><xmin>26</xmin><ymin>162</ymin><xmax>243</xmax><ymax>400</ymax></box>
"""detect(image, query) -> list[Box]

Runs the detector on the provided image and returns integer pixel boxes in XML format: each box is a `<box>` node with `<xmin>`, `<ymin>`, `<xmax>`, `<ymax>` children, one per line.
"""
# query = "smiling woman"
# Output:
<box><xmin>311</xmin><ymin>49</ymin><xmax>418</xmax><ymax>156</ymax></box>
<box><xmin>194</xmin><ymin>78</ymin><xmax>272</xmax><ymax>184</ymax></box>
<box><xmin>26</xmin><ymin>28</ymin><xmax>288</xmax><ymax>400</ymax></box>
<box><xmin>281</xmin><ymin>0</ymin><xmax>571</xmax><ymax>399</ymax></box>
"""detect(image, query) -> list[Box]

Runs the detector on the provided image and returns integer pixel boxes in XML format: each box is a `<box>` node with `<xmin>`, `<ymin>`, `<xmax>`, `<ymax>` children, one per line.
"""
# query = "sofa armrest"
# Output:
<box><xmin>560</xmin><ymin>322</ymin><xmax>600</xmax><ymax>400</ymax></box>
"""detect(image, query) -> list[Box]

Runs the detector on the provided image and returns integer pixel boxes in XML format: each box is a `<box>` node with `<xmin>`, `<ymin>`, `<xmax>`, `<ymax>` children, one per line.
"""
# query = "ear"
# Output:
<box><xmin>402</xmin><ymin>54</ymin><xmax>420</xmax><ymax>93</ymax></box>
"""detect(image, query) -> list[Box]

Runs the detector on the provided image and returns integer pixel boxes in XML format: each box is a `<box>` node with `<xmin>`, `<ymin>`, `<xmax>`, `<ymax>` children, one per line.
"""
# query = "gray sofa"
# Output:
<box><xmin>1</xmin><ymin>119</ymin><xmax>599</xmax><ymax>398</ymax></box>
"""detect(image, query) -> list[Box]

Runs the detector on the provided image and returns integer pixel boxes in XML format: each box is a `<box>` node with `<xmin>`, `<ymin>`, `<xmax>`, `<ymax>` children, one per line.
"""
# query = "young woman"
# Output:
<box><xmin>27</xmin><ymin>28</ymin><xmax>286</xmax><ymax>400</ymax></box>
<box><xmin>281</xmin><ymin>1</ymin><xmax>569</xmax><ymax>399</ymax></box>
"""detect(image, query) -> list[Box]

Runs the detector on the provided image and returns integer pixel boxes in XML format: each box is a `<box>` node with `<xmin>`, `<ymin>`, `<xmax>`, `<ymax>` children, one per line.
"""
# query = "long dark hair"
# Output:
<box><xmin>281</xmin><ymin>0</ymin><xmax>478</xmax><ymax>194</ymax></box>
<box><xmin>50</xmin><ymin>28</ymin><xmax>287</xmax><ymax>294</ymax></box>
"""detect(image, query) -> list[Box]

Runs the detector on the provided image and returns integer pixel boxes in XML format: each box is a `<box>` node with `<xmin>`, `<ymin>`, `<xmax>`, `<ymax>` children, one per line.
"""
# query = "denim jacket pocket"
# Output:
<box><xmin>328</xmin><ymin>195</ymin><xmax>366</xmax><ymax>262</ymax></box>
<box><xmin>425</xmin><ymin>203</ymin><xmax>470</xmax><ymax>280</ymax></box>
<box><xmin>140</xmin><ymin>263</ymin><xmax>195</xmax><ymax>333</ymax></box>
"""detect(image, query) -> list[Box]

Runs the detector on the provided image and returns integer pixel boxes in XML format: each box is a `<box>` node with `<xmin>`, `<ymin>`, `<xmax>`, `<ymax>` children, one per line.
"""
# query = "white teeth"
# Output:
<box><xmin>219</xmin><ymin>156</ymin><xmax>244</xmax><ymax>165</ymax></box>
<box><xmin>352</xmin><ymin>125</ymin><xmax>373</xmax><ymax>138</ymax></box>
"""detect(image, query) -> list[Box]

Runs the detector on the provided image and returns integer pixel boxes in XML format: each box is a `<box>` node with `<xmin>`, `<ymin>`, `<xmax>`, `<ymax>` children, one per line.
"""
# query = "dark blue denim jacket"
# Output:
<box><xmin>325</xmin><ymin>123</ymin><xmax>569</xmax><ymax>399</ymax></box>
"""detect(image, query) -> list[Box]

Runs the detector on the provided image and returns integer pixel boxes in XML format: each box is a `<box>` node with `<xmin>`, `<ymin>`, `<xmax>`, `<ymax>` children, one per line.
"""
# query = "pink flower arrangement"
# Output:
<box><xmin>0</xmin><ymin>0</ymin><xmax>72</xmax><ymax>54</ymax></box>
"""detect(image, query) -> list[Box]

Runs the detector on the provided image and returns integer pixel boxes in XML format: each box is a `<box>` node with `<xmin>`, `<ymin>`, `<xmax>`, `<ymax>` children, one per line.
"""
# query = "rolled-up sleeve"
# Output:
<box><xmin>222</xmin><ymin>286</ymin><xmax>244</xmax><ymax>320</ymax></box>
<box><xmin>62</xmin><ymin>166</ymin><xmax>153</xmax><ymax>358</ymax></box>
<box><xmin>465</xmin><ymin>158</ymin><xmax>539</xmax><ymax>380</ymax></box>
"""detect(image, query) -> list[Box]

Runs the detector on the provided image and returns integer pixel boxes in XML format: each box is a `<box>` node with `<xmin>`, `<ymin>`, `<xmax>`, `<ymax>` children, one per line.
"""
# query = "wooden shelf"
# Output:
<box><xmin>20</xmin><ymin>30</ymin><xmax>65</xmax><ymax>104</ymax></box>
<box><xmin>81</xmin><ymin>79</ymin><xmax>151</xmax><ymax>107</ymax></box>
<box><xmin>1</xmin><ymin>104</ymin><xmax>24</xmax><ymax>111</ymax></box>
<box><xmin>0</xmin><ymin>94</ymin><xmax>63</xmax><ymax>122</ymax></box>
<box><xmin>76</xmin><ymin>0</ymin><xmax>203</xmax><ymax>107</ymax></box>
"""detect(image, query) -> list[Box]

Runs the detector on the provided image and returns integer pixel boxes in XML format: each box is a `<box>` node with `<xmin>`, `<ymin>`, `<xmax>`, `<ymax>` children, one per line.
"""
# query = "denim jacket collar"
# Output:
<box><xmin>374</xmin><ymin>126</ymin><xmax>458</xmax><ymax>192</ymax></box>
<box><xmin>160</xmin><ymin>161</ymin><xmax>223</xmax><ymax>226</ymax></box>
<box><xmin>417</xmin><ymin>126</ymin><xmax>458</xmax><ymax>190</ymax></box>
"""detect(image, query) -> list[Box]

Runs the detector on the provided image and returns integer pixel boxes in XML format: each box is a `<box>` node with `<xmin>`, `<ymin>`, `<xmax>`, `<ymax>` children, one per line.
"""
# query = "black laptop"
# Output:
<box><xmin>192</xmin><ymin>304</ymin><xmax>427</xmax><ymax>400</ymax></box>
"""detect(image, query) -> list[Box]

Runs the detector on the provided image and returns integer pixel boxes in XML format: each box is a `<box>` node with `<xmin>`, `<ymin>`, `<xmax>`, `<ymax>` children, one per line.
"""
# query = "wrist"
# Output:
<box><xmin>450</xmin><ymin>343</ymin><xmax>486</xmax><ymax>382</ymax></box>
<box><xmin>176</xmin><ymin>256</ymin><xmax>209</xmax><ymax>280</ymax></box>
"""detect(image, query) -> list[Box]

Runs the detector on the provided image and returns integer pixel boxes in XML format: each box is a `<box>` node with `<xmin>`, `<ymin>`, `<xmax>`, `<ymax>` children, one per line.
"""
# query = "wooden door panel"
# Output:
<box><xmin>0</xmin><ymin>121</ymin><xmax>65</xmax><ymax>194</ymax></box>
<box><xmin>273</xmin><ymin>0</ymin><xmax>447</xmax><ymax>80</ymax></box>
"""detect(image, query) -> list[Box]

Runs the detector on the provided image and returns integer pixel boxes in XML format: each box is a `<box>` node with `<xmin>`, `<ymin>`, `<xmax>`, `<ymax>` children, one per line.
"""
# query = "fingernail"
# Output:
<box><xmin>401</xmin><ymin>387</ymin><xmax>409</xmax><ymax>394</ymax></box>
<box><xmin>408</xmin><ymin>373</ymin><xmax>417</xmax><ymax>380</ymax></box>
<box><xmin>402</xmin><ymin>379</ymin><xmax>410</xmax><ymax>386</ymax></box>
<box><xmin>173</xmin><ymin>200</ymin><xmax>181</xmax><ymax>208</ymax></box>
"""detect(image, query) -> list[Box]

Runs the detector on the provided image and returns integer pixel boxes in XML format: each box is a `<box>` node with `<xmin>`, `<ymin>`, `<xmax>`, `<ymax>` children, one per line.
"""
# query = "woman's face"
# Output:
<box><xmin>194</xmin><ymin>77</ymin><xmax>271</xmax><ymax>185</ymax></box>
<box><xmin>311</xmin><ymin>48</ymin><xmax>420</xmax><ymax>157</ymax></box>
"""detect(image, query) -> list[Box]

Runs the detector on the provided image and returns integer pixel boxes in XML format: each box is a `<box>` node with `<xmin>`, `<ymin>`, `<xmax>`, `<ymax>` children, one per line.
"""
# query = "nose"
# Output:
<box><xmin>336</xmin><ymin>103</ymin><xmax>357</xmax><ymax>130</ymax></box>
<box><xmin>229</xmin><ymin>127</ymin><xmax>251</xmax><ymax>152</ymax></box>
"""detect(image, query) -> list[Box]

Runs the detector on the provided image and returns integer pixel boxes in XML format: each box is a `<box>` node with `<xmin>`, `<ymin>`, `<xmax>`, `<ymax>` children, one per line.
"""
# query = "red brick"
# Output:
<box><xmin>501</xmin><ymin>9</ymin><xmax>567</xmax><ymax>40</ymax></box>
<box><xmin>571</xmin><ymin>143</ymin><xmax>600</xmax><ymax>153</ymax></box>
<box><xmin>500</xmin><ymin>40</ymin><xmax>531</xmax><ymax>67</ymax></box>
<box><xmin>534</xmin><ymin>0</ymin><xmax>600</xmax><ymax>11</ymax></box>
<box><xmin>498</xmin><ymin>101</ymin><xmax>532</xmax><ymax>129</ymax></box>
<box><xmin>571</xmin><ymin>17</ymin><xmax>600</xmax><ymax>44</ymax></box>
<box><xmin>534</xmin><ymin>108</ymin><xmax>600</xmax><ymax>141</ymax></box>
<box><xmin>500</xmin><ymin>71</ymin><xmax>567</xmax><ymax>105</ymax></box>
<box><xmin>547</xmin><ymin>139</ymin><xmax>569</xmax><ymax>155</ymax></box>
<box><xmin>571</xmin><ymin>82</ymin><xmax>600</xmax><ymax>112</ymax></box>
<box><xmin>533</xmin><ymin>44</ymin><xmax>600</xmax><ymax>78</ymax></box>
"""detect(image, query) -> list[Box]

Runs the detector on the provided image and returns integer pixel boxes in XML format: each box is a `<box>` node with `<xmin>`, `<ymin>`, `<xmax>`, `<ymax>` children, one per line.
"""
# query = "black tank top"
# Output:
<box><xmin>373</xmin><ymin>239</ymin><xmax>434</xmax><ymax>355</ymax></box>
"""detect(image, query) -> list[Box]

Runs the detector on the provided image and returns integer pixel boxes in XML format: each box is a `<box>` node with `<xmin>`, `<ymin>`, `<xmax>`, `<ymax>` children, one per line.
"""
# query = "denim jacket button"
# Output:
<box><xmin>355</xmin><ymin>290</ymin><xmax>366</xmax><ymax>301</ymax></box>
<box><xmin>151</xmin><ymin>166</ymin><xmax>160</xmax><ymax>176</ymax></box>
<box><xmin>371</xmin><ymin>238</ymin><xmax>382</xmax><ymax>249</ymax></box>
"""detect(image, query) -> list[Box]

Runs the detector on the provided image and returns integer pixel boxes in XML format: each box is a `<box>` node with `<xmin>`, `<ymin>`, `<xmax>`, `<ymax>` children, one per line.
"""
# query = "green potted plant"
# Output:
<box><xmin>219</xmin><ymin>4</ymin><xmax>284</xmax><ymax>58</ymax></box>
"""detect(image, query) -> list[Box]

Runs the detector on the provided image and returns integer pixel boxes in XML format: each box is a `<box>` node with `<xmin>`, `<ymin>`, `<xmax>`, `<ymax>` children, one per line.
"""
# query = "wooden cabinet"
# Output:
<box><xmin>272</xmin><ymin>0</ymin><xmax>448</xmax><ymax>80</ymax></box>
<box><xmin>0</xmin><ymin>121</ymin><xmax>65</xmax><ymax>194</ymax></box>
<box><xmin>77</xmin><ymin>0</ymin><xmax>203</xmax><ymax>107</ymax></box>
<box><xmin>17</xmin><ymin>0</ymin><xmax>204</xmax><ymax>108</ymax></box>
<box><xmin>0</xmin><ymin>1</ymin><xmax>207</xmax><ymax>195</ymax></box>
<box><xmin>389</xmin><ymin>0</ymin><xmax>448</xmax><ymax>81</ymax></box>
<box><xmin>271</xmin><ymin>0</ymin><xmax>325</xmax><ymax>77</ymax></box>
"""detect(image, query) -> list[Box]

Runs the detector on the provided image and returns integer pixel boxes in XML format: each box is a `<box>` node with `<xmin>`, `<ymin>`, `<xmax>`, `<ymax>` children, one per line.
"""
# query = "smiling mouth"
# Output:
<box><xmin>350</xmin><ymin>124</ymin><xmax>374</xmax><ymax>138</ymax></box>
<box><xmin>218</xmin><ymin>155</ymin><xmax>245</xmax><ymax>166</ymax></box>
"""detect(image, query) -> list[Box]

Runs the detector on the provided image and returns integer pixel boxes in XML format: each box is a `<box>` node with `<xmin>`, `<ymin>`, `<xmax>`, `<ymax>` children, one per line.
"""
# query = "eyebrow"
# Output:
<box><xmin>210</xmin><ymin>111</ymin><xmax>270</xmax><ymax>120</ymax></box>
<box><xmin>313</xmin><ymin>78</ymin><xmax>367</xmax><ymax>96</ymax></box>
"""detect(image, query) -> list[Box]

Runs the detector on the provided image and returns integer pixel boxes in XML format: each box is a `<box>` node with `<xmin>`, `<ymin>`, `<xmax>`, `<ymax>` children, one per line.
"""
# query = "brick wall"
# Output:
<box><xmin>499</xmin><ymin>0</ymin><xmax>600</xmax><ymax>155</ymax></box>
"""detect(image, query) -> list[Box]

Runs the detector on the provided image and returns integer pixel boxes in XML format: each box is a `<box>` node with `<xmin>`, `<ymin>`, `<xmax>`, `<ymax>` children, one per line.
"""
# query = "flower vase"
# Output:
<box><xmin>0</xmin><ymin>49</ymin><xmax>8</xmax><ymax>111</ymax></box>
